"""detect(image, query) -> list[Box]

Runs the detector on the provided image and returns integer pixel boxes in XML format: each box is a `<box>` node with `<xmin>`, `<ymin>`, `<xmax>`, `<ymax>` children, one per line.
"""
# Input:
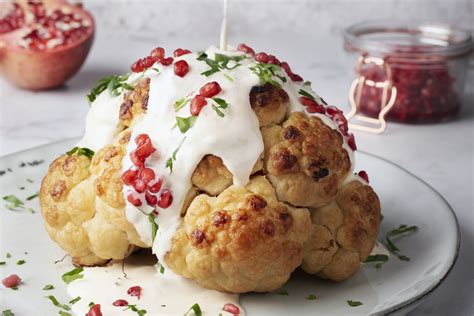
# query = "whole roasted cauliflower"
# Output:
<box><xmin>40</xmin><ymin>45</ymin><xmax>381</xmax><ymax>293</ymax></box>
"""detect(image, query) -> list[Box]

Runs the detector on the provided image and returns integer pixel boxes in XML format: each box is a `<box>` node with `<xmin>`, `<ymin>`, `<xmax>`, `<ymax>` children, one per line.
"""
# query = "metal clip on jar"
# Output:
<box><xmin>344</xmin><ymin>21</ymin><xmax>472</xmax><ymax>131</ymax></box>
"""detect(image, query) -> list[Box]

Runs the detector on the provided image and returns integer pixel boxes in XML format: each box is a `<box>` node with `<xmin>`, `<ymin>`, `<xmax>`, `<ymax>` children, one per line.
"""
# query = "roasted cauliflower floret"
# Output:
<box><xmin>301</xmin><ymin>179</ymin><xmax>381</xmax><ymax>281</ymax></box>
<box><xmin>40</xmin><ymin>132</ymin><xmax>147</xmax><ymax>266</ymax></box>
<box><xmin>165</xmin><ymin>176</ymin><xmax>311</xmax><ymax>293</ymax></box>
<box><xmin>249</xmin><ymin>83</ymin><xmax>288</xmax><ymax>127</ymax></box>
<box><xmin>262</xmin><ymin>111</ymin><xmax>352</xmax><ymax>208</ymax></box>
<box><xmin>119</xmin><ymin>78</ymin><xmax>150</xmax><ymax>129</ymax></box>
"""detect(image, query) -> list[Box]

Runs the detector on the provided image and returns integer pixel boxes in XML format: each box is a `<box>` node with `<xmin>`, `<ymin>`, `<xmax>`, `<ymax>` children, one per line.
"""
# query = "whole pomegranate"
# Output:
<box><xmin>0</xmin><ymin>0</ymin><xmax>94</xmax><ymax>90</ymax></box>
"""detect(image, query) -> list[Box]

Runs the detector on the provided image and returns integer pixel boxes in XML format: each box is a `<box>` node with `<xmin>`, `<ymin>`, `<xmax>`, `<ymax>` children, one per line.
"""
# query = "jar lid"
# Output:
<box><xmin>344</xmin><ymin>20</ymin><xmax>473</xmax><ymax>59</ymax></box>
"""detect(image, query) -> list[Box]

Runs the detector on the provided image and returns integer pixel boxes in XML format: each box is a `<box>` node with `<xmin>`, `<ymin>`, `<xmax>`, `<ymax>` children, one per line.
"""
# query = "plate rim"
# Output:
<box><xmin>0</xmin><ymin>141</ymin><xmax>461</xmax><ymax>315</ymax></box>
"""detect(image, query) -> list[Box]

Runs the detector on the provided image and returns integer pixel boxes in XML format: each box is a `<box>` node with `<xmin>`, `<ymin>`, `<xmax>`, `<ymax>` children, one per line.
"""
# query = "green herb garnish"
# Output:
<box><xmin>61</xmin><ymin>267</ymin><xmax>84</xmax><ymax>284</ymax></box>
<box><xmin>59</xmin><ymin>312</ymin><xmax>72</xmax><ymax>316</ymax></box>
<box><xmin>2</xmin><ymin>310</ymin><xmax>14</xmax><ymax>316</ymax></box>
<box><xmin>3</xmin><ymin>195</ymin><xmax>34</xmax><ymax>213</ymax></box>
<box><xmin>166</xmin><ymin>137</ymin><xmax>187</xmax><ymax>173</ymax></box>
<box><xmin>68</xmin><ymin>296</ymin><xmax>81</xmax><ymax>305</ymax></box>
<box><xmin>304</xmin><ymin>80</ymin><xmax>312</xmax><ymax>86</ymax></box>
<box><xmin>211</xmin><ymin>98</ymin><xmax>229</xmax><ymax>117</ymax></box>
<box><xmin>6</xmin><ymin>253</ymin><xmax>11</xmax><ymax>258</ymax></box>
<box><xmin>88</xmin><ymin>302</ymin><xmax>95</xmax><ymax>308</ymax></box>
<box><xmin>66</xmin><ymin>147</ymin><xmax>95</xmax><ymax>158</ymax></box>
<box><xmin>26</xmin><ymin>179</ymin><xmax>34</xmax><ymax>183</ymax></box>
<box><xmin>276</xmin><ymin>289</ymin><xmax>289</xmax><ymax>296</ymax></box>
<box><xmin>174</xmin><ymin>97</ymin><xmax>191</xmax><ymax>112</ymax></box>
<box><xmin>197</xmin><ymin>52</ymin><xmax>247</xmax><ymax>76</ymax></box>
<box><xmin>43</xmin><ymin>284</ymin><xmax>54</xmax><ymax>290</ymax></box>
<box><xmin>298</xmin><ymin>89</ymin><xmax>315</xmax><ymax>100</ymax></box>
<box><xmin>16</xmin><ymin>260</ymin><xmax>25</xmax><ymax>265</ymax></box>
<box><xmin>0</xmin><ymin>262</ymin><xmax>5</xmax><ymax>265</ymax></box>
<box><xmin>184</xmin><ymin>303</ymin><xmax>202</xmax><ymax>316</ymax></box>
<box><xmin>45</xmin><ymin>295</ymin><xmax>70</xmax><ymax>310</ymax></box>
<box><xmin>26</xmin><ymin>193</ymin><xmax>38</xmax><ymax>201</ymax></box>
<box><xmin>364</xmin><ymin>254</ymin><xmax>389</xmax><ymax>269</ymax></box>
<box><xmin>124</xmin><ymin>304</ymin><xmax>147</xmax><ymax>316</ymax></box>
<box><xmin>148</xmin><ymin>214</ymin><xmax>158</xmax><ymax>242</ymax></box>
<box><xmin>347</xmin><ymin>300</ymin><xmax>363</xmax><ymax>307</ymax></box>
<box><xmin>385</xmin><ymin>225</ymin><xmax>418</xmax><ymax>261</ymax></box>
<box><xmin>159</xmin><ymin>264</ymin><xmax>165</xmax><ymax>274</ymax></box>
<box><xmin>87</xmin><ymin>74</ymin><xmax>133</xmax><ymax>103</ymax></box>
<box><xmin>175</xmin><ymin>116</ymin><xmax>197</xmax><ymax>134</ymax></box>
<box><xmin>306</xmin><ymin>294</ymin><xmax>317</xmax><ymax>300</ymax></box>
<box><xmin>250</xmin><ymin>63</ymin><xmax>286</xmax><ymax>87</ymax></box>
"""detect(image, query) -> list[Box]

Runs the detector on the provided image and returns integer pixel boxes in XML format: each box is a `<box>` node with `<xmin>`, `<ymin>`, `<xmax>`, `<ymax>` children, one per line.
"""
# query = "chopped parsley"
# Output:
<box><xmin>0</xmin><ymin>262</ymin><xmax>5</xmax><ymax>265</ymax></box>
<box><xmin>3</xmin><ymin>195</ymin><xmax>34</xmax><ymax>213</ymax></box>
<box><xmin>43</xmin><ymin>284</ymin><xmax>55</xmax><ymax>290</ymax></box>
<box><xmin>184</xmin><ymin>303</ymin><xmax>202</xmax><ymax>316</ymax></box>
<box><xmin>87</xmin><ymin>74</ymin><xmax>133</xmax><ymax>103</ymax></box>
<box><xmin>385</xmin><ymin>225</ymin><xmax>419</xmax><ymax>261</ymax></box>
<box><xmin>304</xmin><ymin>80</ymin><xmax>312</xmax><ymax>86</ymax></box>
<box><xmin>299</xmin><ymin>89</ymin><xmax>315</xmax><ymax>100</ymax></box>
<box><xmin>250</xmin><ymin>63</ymin><xmax>286</xmax><ymax>87</ymax></box>
<box><xmin>2</xmin><ymin>310</ymin><xmax>14</xmax><ymax>316</ymax></box>
<box><xmin>174</xmin><ymin>97</ymin><xmax>191</xmax><ymax>112</ymax></box>
<box><xmin>276</xmin><ymin>289</ymin><xmax>289</xmax><ymax>296</ymax></box>
<box><xmin>365</xmin><ymin>254</ymin><xmax>389</xmax><ymax>269</ymax></box>
<box><xmin>59</xmin><ymin>312</ymin><xmax>72</xmax><ymax>316</ymax></box>
<box><xmin>124</xmin><ymin>304</ymin><xmax>147</xmax><ymax>316</ymax></box>
<box><xmin>347</xmin><ymin>300</ymin><xmax>363</xmax><ymax>307</ymax></box>
<box><xmin>16</xmin><ymin>259</ymin><xmax>25</xmax><ymax>265</ymax></box>
<box><xmin>45</xmin><ymin>295</ymin><xmax>70</xmax><ymax>310</ymax></box>
<box><xmin>159</xmin><ymin>264</ymin><xmax>165</xmax><ymax>274</ymax></box>
<box><xmin>66</xmin><ymin>147</ymin><xmax>95</xmax><ymax>158</ymax></box>
<box><xmin>306</xmin><ymin>294</ymin><xmax>317</xmax><ymax>300</ymax></box>
<box><xmin>211</xmin><ymin>98</ymin><xmax>229</xmax><ymax>117</ymax></box>
<box><xmin>26</xmin><ymin>179</ymin><xmax>34</xmax><ymax>183</ymax></box>
<box><xmin>88</xmin><ymin>302</ymin><xmax>95</xmax><ymax>308</ymax></box>
<box><xmin>26</xmin><ymin>193</ymin><xmax>38</xmax><ymax>201</ymax></box>
<box><xmin>148</xmin><ymin>214</ymin><xmax>158</xmax><ymax>242</ymax></box>
<box><xmin>6</xmin><ymin>253</ymin><xmax>11</xmax><ymax>258</ymax></box>
<box><xmin>223</xmin><ymin>73</ymin><xmax>234</xmax><ymax>82</ymax></box>
<box><xmin>197</xmin><ymin>52</ymin><xmax>247</xmax><ymax>76</ymax></box>
<box><xmin>61</xmin><ymin>267</ymin><xmax>84</xmax><ymax>284</ymax></box>
<box><xmin>175</xmin><ymin>116</ymin><xmax>197</xmax><ymax>134</ymax></box>
<box><xmin>166</xmin><ymin>137</ymin><xmax>186</xmax><ymax>173</ymax></box>
<box><xmin>68</xmin><ymin>296</ymin><xmax>81</xmax><ymax>305</ymax></box>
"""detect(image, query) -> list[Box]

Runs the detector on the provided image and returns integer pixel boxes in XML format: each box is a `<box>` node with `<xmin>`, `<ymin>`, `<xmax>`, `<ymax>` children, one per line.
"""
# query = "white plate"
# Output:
<box><xmin>0</xmin><ymin>139</ymin><xmax>459</xmax><ymax>315</ymax></box>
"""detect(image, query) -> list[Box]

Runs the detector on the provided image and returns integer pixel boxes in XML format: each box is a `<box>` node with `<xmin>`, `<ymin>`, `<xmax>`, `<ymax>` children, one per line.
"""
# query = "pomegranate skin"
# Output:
<box><xmin>0</xmin><ymin>3</ymin><xmax>95</xmax><ymax>90</ymax></box>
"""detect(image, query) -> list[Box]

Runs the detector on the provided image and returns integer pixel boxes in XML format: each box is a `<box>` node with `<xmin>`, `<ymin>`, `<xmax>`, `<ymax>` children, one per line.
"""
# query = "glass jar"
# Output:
<box><xmin>344</xmin><ymin>21</ymin><xmax>472</xmax><ymax>124</ymax></box>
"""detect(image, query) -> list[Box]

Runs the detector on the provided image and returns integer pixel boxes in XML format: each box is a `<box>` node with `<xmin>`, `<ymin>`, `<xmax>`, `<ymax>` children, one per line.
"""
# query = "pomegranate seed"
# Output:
<box><xmin>131</xmin><ymin>59</ymin><xmax>144</xmax><ymax>73</ymax></box>
<box><xmin>2</xmin><ymin>274</ymin><xmax>21</xmax><ymax>288</ymax></box>
<box><xmin>135</xmin><ymin>141</ymin><xmax>156</xmax><ymax>160</ymax></box>
<box><xmin>190</xmin><ymin>95</ymin><xmax>208</xmax><ymax>116</ymax></box>
<box><xmin>299</xmin><ymin>96</ymin><xmax>317</xmax><ymax>107</ymax></box>
<box><xmin>281</xmin><ymin>62</ymin><xmax>293</xmax><ymax>77</ymax></box>
<box><xmin>199</xmin><ymin>82</ymin><xmax>222</xmax><ymax>98</ymax></box>
<box><xmin>237</xmin><ymin>43</ymin><xmax>255</xmax><ymax>56</ymax></box>
<box><xmin>133</xmin><ymin>179</ymin><xmax>147</xmax><ymax>193</ymax></box>
<box><xmin>127</xmin><ymin>286</ymin><xmax>142</xmax><ymax>300</ymax></box>
<box><xmin>127</xmin><ymin>193</ymin><xmax>142</xmax><ymax>207</ymax></box>
<box><xmin>347</xmin><ymin>133</ymin><xmax>357</xmax><ymax>151</ymax></box>
<box><xmin>358</xmin><ymin>171</ymin><xmax>369</xmax><ymax>183</ymax></box>
<box><xmin>326</xmin><ymin>106</ymin><xmax>342</xmax><ymax>117</ymax></box>
<box><xmin>121</xmin><ymin>169</ymin><xmax>138</xmax><ymax>186</ymax></box>
<box><xmin>135</xmin><ymin>134</ymin><xmax>151</xmax><ymax>146</ymax></box>
<box><xmin>160</xmin><ymin>57</ymin><xmax>174</xmax><ymax>66</ymax></box>
<box><xmin>130</xmin><ymin>152</ymin><xmax>145</xmax><ymax>168</ymax></box>
<box><xmin>333</xmin><ymin>113</ymin><xmax>349</xmax><ymax>135</ymax></box>
<box><xmin>291</xmin><ymin>73</ymin><xmax>303</xmax><ymax>82</ymax></box>
<box><xmin>150</xmin><ymin>47</ymin><xmax>165</xmax><ymax>59</ymax></box>
<box><xmin>112</xmin><ymin>299</ymin><xmax>129</xmax><ymax>307</ymax></box>
<box><xmin>145</xmin><ymin>191</ymin><xmax>158</xmax><ymax>206</ymax></box>
<box><xmin>223</xmin><ymin>303</ymin><xmax>240</xmax><ymax>315</ymax></box>
<box><xmin>267</xmin><ymin>55</ymin><xmax>281</xmax><ymax>65</ymax></box>
<box><xmin>149</xmin><ymin>178</ymin><xmax>163</xmax><ymax>193</ymax></box>
<box><xmin>140</xmin><ymin>56</ymin><xmax>156</xmax><ymax>69</ymax></box>
<box><xmin>174</xmin><ymin>60</ymin><xmax>190</xmax><ymax>77</ymax></box>
<box><xmin>86</xmin><ymin>304</ymin><xmax>102</xmax><ymax>316</ymax></box>
<box><xmin>157</xmin><ymin>189</ymin><xmax>173</xmax><ymax>209</ymax></box>
<box><xmin>138</xmin><ymin>167</ymin><xmax>156</xmax><ymax>184</ymax></box>
<box><xmin>173</xmin><ymin>48</ymin><xmax>191</xmax><ymax>57</ymax></box>
<box><xmin>255</xmin><ymin>52</ymin><xmax>269</xmax><ymax>63</ymax></box>
<box><xmin>306</xmin><ymin>105</ymin><xmax>326</xmax><ymax>114</ymax></box>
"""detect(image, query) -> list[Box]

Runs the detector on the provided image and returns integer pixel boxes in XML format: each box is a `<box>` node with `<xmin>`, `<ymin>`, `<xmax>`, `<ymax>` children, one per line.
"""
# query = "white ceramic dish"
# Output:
<box><xmin>0</xmin><ymin>138</ymin><xmax>459</xmax><ymax>315</ymax></box>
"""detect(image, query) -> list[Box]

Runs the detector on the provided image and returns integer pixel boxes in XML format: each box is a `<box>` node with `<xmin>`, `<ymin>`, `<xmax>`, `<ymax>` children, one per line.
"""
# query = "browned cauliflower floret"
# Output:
<box><xmin>119</xmin><ymin>78</ymin><xmax>150</xmax><ymax>129</ymax></box>
<box><xmin>40</xmin><ymin>131</ymin><xmax>147</xmax><ymax>266</ymax></box>
<box><xmin>262</xmin><ymin>112</ymin><xmax>352</xmax><ymax>208</ymax></box>
<box><xmin>249</xmin><ymin>83</ymin><xmax>288</xmax><ymax>127</ymax></box>
<box><xmin>165</xmin><ymin>176</ymin><xmax>311</xmax><ymax>293</ymax></box>
<box><xmin>301</xmin><ymin>179</ymin><xmax>381</xmax><ymax>281</ymax></box>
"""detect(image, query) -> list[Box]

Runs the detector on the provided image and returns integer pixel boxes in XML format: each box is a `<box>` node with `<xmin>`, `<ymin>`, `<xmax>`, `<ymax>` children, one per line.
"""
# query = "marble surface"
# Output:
<box><xmin>0</xmin><ymin>0</ymin><xmax>473</xmax><ymax>315</ymax></box>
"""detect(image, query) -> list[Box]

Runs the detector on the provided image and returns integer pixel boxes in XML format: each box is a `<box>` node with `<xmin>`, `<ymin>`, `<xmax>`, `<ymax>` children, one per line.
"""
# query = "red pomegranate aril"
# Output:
<box><xmin>255</xmin><ymin>52</ymin><xmax>269</xmax><ymax>63</ymax></box>
<box><xmin>347</xmin><ymin>133</ymin><xmax>357</xmax><ymax>151</ymax></box>
<box><xmin>135</xmin><ymin>134</ymin><xmax>151</xmax><ymax>146</ymax></box>
<box><xmin>133</xmin><ymin>179</ymin><xmax>147</xmax><ymax>193</ymax></box>
<box><xmin>325</xmin><ymin>106</ymin><xmax>341</xmax><ymax>117</ymax></box>
<box><xmin>157</xmin><ymin>189</ymin><xmax>173</xmax><ymax>209</ymax></box>
<box><xmin>122</xmin><ymin>169</ymin><xmax>138</xmax><ymax>186</ymax></box>
<box><xmin>291</xmin><ymin>73</ymin><xmax>303</xmax><ymax>82</ymax></box>
<box><xmin>145</xmin><ymin>191</ymin><xmax>158</xmax><ymax>206</ymax></box>
<box><xmin>148</xmin><ymin>178</ymin><xmax>163</xmax><ymax>193</ymax></box>
<box><xmin>86</xmin><ymin>304</ymin><xmax>102</xmax><ymax>316</ymax></box>
<box><xmin>131</xmin><ymin>59</ymin><xmax>145</xmax><ymax>73</ymax></box>
<box><xmin>281</xmin><ymin>62</ymin><xmax>293</xmax><ymax>76</ymax></box>
<box><xmin>127</xmin><ymin>285</ymin><xmax>142</xmax><ymax>300</ymax></box>
<box><xmin>174</xmin><ymin>60</ymin><xmax>190</xmax><ymax>77</ymax></box>
<box><xmin>237</xmin><ymin>43</ymin><xmax>255</xmax><ymax>56</ymax></box>
<box><xmin>135</xmin><ymin>142</ymin><xmax>156</xmax><ymax>160</ymax></box>
<box><xmin>138</xmin><ymin>167</ymin><xmax>156</xmax><ymax>184</ymax></box>
<box><xmin>332</xmin><ymin>113</ymin><xmax>349</xmax><ymax>135</ymax></box>
<box><xmin>161</xmin><ymin>57</ymin><xmax>174</xmax><ymax>66</ymax></box>
<box><xmin>130</xmin><ymin>152</ymin><xmax>145</xmax><ymax>168</ymax></box>
<box><xmin>150</xmin><ymin>47</ymin><xmax>165</xmax><ymax>59</ymax></box>
<box><xmin>306</xmin><ymin>105</ymin><xmax>325</xmax><ymax>114</ymax></box>
<box><xmin>358</xmin><ymin>170</ymin><xmax>369</xmax><ymax>183</ymax></box>
<box><xmin>199</xmin><ymin>81</ymin><xmax>222</xmax><ymax>98</ymax></box>
<box><xmin>223</xmin><ymin>303</ymin><xmax>240</xmax><ymax>315</ymax></box>
<box><xmin>127</xmin><ymin>193</ymin><xmax>142</xmax><ymax>207</ymax></box>
<box><xmin>190</xmin><ymin>94</ymin><xmax>208</xmax><ymax>116</ymax></box>
<box><xmin>299</xmin><ymin>96</ymin><xmax>317</xmax><ymax>107</ymax></box>
<box><xmin>173</xmin><ymin>48</ymin><xmax>191</xmax><ymax>57</ymax></box>
<box><xmin>267</xmin><ymin>55</ymin><xmax>281</xmax><ymax>65</ymax></box>
<box><xmin>2</xmin><ymin>274</ymin><xmax>21</xmax><ymax>288</ymax></box>
<box><xmin>112</xmin><ymin>299</ymin><xmax>128</xmax><ymax>307</ymax></box>
<box><xmin>141</xmin><ymin>56</ymin><xmax>156</xmax><ymax>69</ymax></box>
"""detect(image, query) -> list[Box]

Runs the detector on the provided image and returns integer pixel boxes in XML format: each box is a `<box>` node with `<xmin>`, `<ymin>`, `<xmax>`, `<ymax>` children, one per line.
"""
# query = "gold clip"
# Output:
<box><xmin>346</xmin><ymin>55</ymin><xmax>397</xmax><ymax>134</ymax></box>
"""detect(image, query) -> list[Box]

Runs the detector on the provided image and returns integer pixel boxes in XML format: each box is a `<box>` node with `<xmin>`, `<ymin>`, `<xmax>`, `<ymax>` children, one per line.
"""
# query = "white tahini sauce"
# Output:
<box><xmin>73</xmin><ymin>44</ymin><xmax>356</xmax><ymax>315</ymax></box>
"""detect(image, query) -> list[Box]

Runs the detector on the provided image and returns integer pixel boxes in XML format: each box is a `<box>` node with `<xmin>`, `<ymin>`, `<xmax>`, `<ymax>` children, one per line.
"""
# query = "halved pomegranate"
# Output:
<box><xmin>0</xmin><ymin>0</ymin><xmax>95</xmax><ymax>90</ymax></box>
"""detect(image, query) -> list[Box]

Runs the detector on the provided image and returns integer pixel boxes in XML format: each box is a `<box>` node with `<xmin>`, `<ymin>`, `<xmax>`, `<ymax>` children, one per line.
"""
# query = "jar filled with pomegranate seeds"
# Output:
<box><xmin>344</xmin><ymin>21</ymin><xmax>472</xmax><ymax>124</ymax></box>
